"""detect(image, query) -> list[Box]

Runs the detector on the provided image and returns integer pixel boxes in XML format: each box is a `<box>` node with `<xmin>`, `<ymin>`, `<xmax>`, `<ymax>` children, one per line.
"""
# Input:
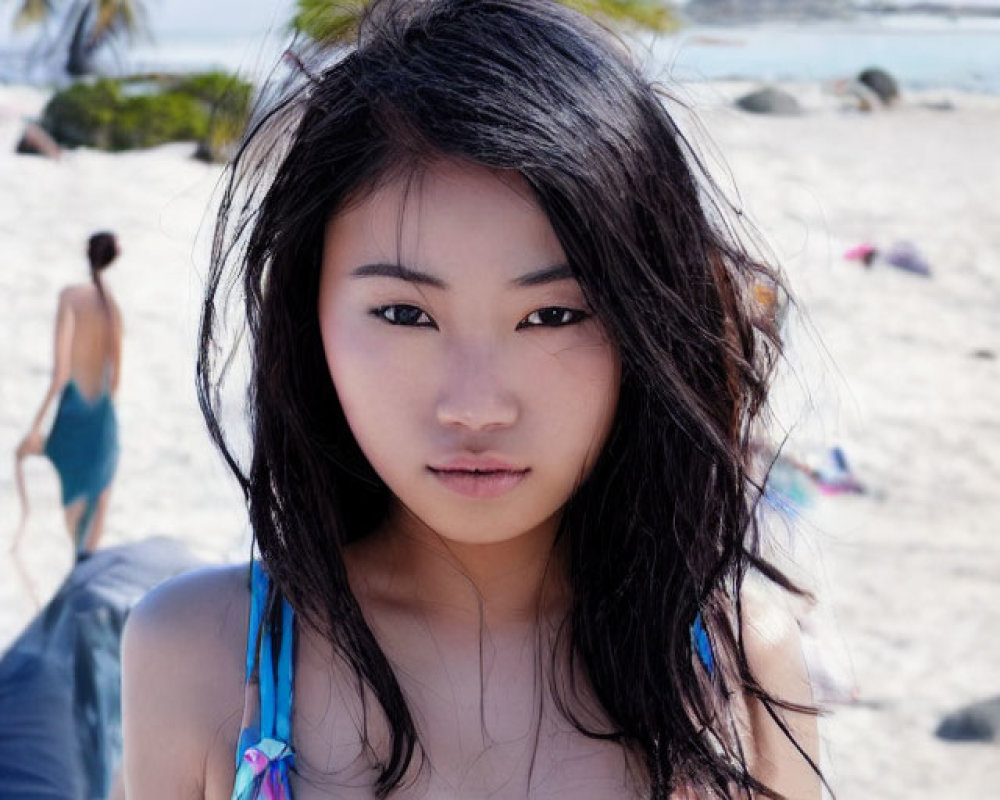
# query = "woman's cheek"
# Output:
<box><xmin>326</xmin><ymin>308</ymin><xmax>413</xmax><ymax>374</ymax></box>
<box><xmin>324</xmin><ymin>315</ymin><xmax>434</xmax><ymax>439</ymax></box>
<box><xmin>551</xmin><ymin>333</ymin><xmax>620</xmax><ymax>462</ymax></box>
<box><xmin>528</xmin><ymin>327</ymin><xmax>619</xmax><ymax>401</ymax></box>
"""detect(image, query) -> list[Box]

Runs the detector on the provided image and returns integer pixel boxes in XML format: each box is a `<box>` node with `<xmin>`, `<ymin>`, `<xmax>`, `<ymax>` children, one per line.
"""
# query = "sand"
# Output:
<box><xmin>1</xmin><ymin>80</ymin><xmax>998</xmax><ymax>798</ymax></box>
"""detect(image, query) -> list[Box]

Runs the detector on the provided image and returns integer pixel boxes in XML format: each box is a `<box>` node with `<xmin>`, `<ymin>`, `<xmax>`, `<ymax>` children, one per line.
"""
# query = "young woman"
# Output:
<box><xmin>122</xmin><ymin>1</ymin><xmax>822</xmax><ymax>797</ymax></box>
<box><xmin>15</xmin><ymin>231</ymin><xmax>122</xmax><ymax>560</ymax></box>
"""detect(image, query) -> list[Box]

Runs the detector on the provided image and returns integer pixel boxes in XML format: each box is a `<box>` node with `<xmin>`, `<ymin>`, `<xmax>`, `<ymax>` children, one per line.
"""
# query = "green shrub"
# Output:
<box><xmin>39</xmin><ymin>71</ymin><xmax>254</xmax><ymax>159</ymax></box>
<box><xmin>41</xmin><ymin>79</ymin><xmax>121</xmax><ymax>148</ymax></box>
<box><xmin>289</xmin><ymin>0</ymin><xmax>678</xmax><ymax>44</ymax></box>
<box><xmin>291</xmin><ymin>0</ymin><xmax>366</xmax><ymax>44</ymax></box>
<box><xmin>175</xmin><ymin>72</ymin><xmax>254</xmax><ymax>162</ymax></box>
<box><xmin>110</xmin><ymin>91</ymin><xmax>207</xmax><ymax>150</ymax></box>
<box><xmin>174</xmin><ymin>71</ymin><xmax>252</xmax><ymax>109</ymax></box>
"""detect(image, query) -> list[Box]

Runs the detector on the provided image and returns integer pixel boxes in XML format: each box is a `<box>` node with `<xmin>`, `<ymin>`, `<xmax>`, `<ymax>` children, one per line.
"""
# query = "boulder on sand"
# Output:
<box><xmin>857</xmin><ymin>67</ymin><xmax>900</xmax><ymax>106</ymax></box>
<box><xmin>735</xmin><ymin>87</ymin><xmax>801</xmax><ymax>115</ymax></box>
<box><xmin>935</xmin><ymin>695</ymin><xmax>1000</xmax><ymax>743</ymax></box>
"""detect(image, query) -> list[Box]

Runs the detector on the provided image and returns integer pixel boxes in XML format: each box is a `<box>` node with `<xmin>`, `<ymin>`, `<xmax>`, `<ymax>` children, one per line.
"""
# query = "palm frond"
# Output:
<box><xmin>10</xmin><ymin>0</ymin><xmax>58</xmax><ymax>29</ymax></box>
<box><xmin>91</xmin><ymin>0</ymin><xmax>143</xmax><ymax>41</ymax></box>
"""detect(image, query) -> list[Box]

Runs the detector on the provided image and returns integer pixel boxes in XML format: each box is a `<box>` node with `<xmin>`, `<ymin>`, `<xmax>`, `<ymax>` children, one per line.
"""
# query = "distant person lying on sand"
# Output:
<box><xmin>14</xmin><ymin>232</ymin><xmax>123</xmax><ymax>561</ymax></box>
<box><xmin>0</xmin><ymin>104</ymin><xmax>61</xmax><ymax>159</ymax></box>
<box><xmin>844</xmin><ymin>240</ymin><xmax>933</xmax><ymax>277</ymax></box>
<box><xmin>16</xmin><ymin>120</ymin><xmax>61</xmax><ymax>159</ymax></box>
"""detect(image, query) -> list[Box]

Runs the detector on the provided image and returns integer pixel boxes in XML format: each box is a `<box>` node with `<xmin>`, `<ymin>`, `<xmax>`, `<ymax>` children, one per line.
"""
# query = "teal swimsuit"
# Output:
<box><xmin>44</xmin><ymin>376</ymin><xmax>119</xmax><ymax>558</ymax></box>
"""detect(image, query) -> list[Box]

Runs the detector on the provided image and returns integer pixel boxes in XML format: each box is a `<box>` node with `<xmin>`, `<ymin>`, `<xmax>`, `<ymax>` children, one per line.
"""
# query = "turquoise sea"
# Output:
<box><xmin>2</xmin><ymin>14</ymin><xmax>1000</xmax><ymax>93</ymax></box>
<box><xmin>644</xmin><ymin>16</ymin><xmax>1000</xmax><ymax>92</ymax></box>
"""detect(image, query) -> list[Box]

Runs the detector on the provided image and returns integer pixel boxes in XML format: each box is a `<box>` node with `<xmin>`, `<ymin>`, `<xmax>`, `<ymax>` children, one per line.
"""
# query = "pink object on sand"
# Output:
<box><xmin>844</xmin><ymin>242</ymin><xmax>876</xmax><ymax>261</ymax></box>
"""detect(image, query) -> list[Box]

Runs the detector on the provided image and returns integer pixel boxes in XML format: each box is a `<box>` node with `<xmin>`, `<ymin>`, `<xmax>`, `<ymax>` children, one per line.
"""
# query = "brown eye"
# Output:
<box><xmin>518</xmin><ymin>307</ymin><xmax>589</xmax><ymax>329</ymax></box>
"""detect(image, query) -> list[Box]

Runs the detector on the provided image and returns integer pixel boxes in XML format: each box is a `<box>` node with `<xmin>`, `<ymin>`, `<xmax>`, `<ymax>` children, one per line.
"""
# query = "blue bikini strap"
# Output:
<box><xmin>248</xmin><ymin>562</ymin><xmax>296</xmax><ymax>744</ymax></box>
<box><xmin>691</xmin><ymin>612</ymin><xmax>715</xmax><ymax>676</ymax></box>
<box><xmin>246</xmin><ymin>561</ymin><xmax>267</xmax><ymax>680</ymax></box>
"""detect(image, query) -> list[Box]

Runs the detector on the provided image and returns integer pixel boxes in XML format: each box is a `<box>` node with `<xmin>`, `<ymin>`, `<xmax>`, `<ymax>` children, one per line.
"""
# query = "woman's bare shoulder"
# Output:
<box><xmin>55</xmin><ymin>285</ymin><xmax>80</xmax><ymax>310</ymax></box>
<box><xmin>737</xmin><ymin>576</ymin><xmax>821</xmax><ymax>798</ymax></box>
<box><xmin>124</xmin><ymin>563</ymin><xmax>252</xmax><ymax>711</ymax></box>
<box><xmin>121</xmin><ymin>564</ymin><xmax>251</xmax><ymax>797</ymax></box>
<box><xmin>59</xmin><ymin>283</ymin><xmax>119</xmax><ymax>311</ymax></box>
<box><xmin>60</xmin><ymin>283</ymin><xmax>93</xmax><ymax>302</ymax></box>
<box><xmin>739</xmin><ymin>577</ymin><xmax>803</xmax><ymax>667</ymax></box>
<box><xmin>127</xmin><ymin>562</ymin><xmax>250</xmax><ymax>643</ymax></box>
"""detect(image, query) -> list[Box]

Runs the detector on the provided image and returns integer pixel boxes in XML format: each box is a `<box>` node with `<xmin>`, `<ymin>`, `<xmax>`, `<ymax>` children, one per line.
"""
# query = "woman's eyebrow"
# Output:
<box><xmin>511</xmin><ymin>264</ymin><xmax>574</xmax><ymax>287</ymax></box>
<box><xmin>350</xmin><ymin>262</ymin><xmax>448</xmax><ymax>289</ymax></box>
<box><xmin>349</xmin><ymin>262</ymin><xmax>574</xmax><ymax>289</ymax></box>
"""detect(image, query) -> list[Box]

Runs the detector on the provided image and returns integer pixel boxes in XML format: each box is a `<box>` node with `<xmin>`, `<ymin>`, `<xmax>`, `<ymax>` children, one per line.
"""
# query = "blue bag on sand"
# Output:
<box><xmin>0</xmin><ymin>538</ymin><xmax>199</xmax><ymax>800</ymax></box>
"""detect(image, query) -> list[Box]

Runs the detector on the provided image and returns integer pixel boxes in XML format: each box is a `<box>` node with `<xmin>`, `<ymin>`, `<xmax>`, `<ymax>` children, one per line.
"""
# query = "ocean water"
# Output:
<box><xmin>643</xmin><ymin>16</ymin><xmax>1000</xmax><ymax>93</ymax></box>
<box><xmin>2</xmin><ymin>14</ymin><xmax>999</xmax><ymax>93</ymax></box>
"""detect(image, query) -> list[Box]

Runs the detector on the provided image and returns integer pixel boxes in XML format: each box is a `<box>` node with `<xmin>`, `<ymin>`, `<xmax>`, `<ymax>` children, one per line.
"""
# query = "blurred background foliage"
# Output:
<box><xmin>6</xmin><ymin>0</ymin><xmax>148</xmax><ymax>75</ymax></box>
<box><xmin>5</xmin><ymin>0</ymin><xmax>677</xmax><ymax>158</ymax></box>
<box><xmin>39</xmin><ymin>71</ymin><xmax>252</xmax><ymax>157</ymax></box>
<box><xmin>289</xmin><ymin>0</ymin><xmax>679</xmax><ymax>45</ymax></box>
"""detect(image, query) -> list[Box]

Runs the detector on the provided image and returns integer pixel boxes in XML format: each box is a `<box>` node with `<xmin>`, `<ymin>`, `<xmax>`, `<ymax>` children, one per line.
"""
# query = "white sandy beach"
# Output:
<box><xmin>1</xmin><ymin>80</ymin><xmax>998</xmax><ymax>798</ymax></box>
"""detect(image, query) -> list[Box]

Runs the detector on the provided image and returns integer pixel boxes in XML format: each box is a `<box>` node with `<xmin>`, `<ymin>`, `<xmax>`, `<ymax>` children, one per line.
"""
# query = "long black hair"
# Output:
<box><xmin>198</xmin><ymin>1</ymin><xmax>819</xmax><ymax>796</ymax></box>
<box><xmin>87</xmin><ymin>230</ymin><xmax>118</xmax><ymax>314</ymax></box>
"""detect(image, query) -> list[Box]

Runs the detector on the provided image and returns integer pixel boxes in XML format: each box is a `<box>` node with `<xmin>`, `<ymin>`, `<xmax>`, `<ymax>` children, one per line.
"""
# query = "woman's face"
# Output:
<box><xmin>319</xmin><ymin>161</ymin><xmax>619</xmax><ymax>545</ymax></box>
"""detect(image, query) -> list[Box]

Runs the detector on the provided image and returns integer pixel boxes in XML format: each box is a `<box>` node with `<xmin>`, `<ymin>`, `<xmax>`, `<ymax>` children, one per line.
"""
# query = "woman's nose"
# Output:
<box><xmin>435</xmin><ymin>341</ymin><xmax>519</xmax><ymax>432</ymax></box>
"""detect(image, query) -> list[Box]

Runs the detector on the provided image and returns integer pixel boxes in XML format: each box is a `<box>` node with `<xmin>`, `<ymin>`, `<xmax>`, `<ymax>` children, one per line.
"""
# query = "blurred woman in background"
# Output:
<box><xmin>14</xmin><ymin>231</ymin><xmax>122</xmax><ymax>561</ymax></box>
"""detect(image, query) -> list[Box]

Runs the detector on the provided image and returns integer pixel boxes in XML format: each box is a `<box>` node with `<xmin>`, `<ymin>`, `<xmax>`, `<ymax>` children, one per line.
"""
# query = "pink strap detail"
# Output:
<box><xmin>243</xmin><ymin>747</ymin><xmax>272</xmax><ymax>777</ymax></box>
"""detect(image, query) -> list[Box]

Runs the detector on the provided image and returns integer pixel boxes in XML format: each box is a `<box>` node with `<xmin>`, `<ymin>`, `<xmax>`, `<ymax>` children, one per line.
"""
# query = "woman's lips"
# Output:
<box><xmin>427</xmin><ymin>458</ymin><xmax>529</xmax><ymax>499</ymax></box>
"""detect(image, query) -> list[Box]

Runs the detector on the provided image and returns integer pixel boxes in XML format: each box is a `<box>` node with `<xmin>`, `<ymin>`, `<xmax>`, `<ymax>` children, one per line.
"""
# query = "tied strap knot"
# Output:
<box><xmin>233</xmin><ymin>737</ymin><xmax>294</xmax><ymax>799</ymax></box>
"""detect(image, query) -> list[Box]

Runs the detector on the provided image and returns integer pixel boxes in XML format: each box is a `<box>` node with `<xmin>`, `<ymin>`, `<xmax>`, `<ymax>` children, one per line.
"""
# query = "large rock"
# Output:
<box><xmin>735</xmin><ymin>87</ymin><xmax>802</xmax><ymax>116</ymax></box>
<box><xmin>857</xmin><ymin>67</ymin><xmax>900</xmax><ymax>106</ymax></box>
<box><xmin>936</xmin><ymin>695</ymin><xmax>1000</xmax><ymax>743</ymax></box>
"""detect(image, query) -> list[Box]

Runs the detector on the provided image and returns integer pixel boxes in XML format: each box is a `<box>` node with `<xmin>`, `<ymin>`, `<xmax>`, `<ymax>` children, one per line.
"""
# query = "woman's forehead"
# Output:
<box><xmin>323</xmin><ymin>161</ymin><xmax>569</xmax><ymax>287</ymax></box>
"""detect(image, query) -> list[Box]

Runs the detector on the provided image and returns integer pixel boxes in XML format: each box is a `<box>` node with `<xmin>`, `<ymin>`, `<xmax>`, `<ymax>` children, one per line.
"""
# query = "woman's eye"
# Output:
<box><xmin>518</xmin><ymin>307</ymin><xmax>589</xmax><ymax>329</ymax></box>
<box><xmin>371</xmin><ymin>304</ymin><xmax>435</xmax><ymax>327</ymax></box>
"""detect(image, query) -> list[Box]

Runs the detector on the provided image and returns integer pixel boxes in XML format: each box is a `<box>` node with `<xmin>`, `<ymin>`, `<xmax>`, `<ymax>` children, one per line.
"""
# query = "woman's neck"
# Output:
<box><xmin>351</xmin><ymin>503</ymin><xmax>570</xmax><ymax>629</ymax></box>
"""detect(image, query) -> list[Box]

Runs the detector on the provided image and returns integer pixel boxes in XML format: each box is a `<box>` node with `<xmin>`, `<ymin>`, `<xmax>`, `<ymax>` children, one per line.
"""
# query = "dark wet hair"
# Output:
<box><xmin>87</xmin><ymin>231</ymin><xmax>118</xmax><ymax>312</ymax></box>
<box><xmin>87</xmin><ymin>231</ymin><xmax>119</xmax><ymax>272</ymax></box>
<box><xmin>199</xmin><ymin>1</ymin><xmax>820</xmax><ymax>796</ymax></box>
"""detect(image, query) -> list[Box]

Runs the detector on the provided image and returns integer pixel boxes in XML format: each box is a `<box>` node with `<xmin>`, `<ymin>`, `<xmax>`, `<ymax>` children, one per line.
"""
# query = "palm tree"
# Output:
<box><xmin>7</xmin><ymin>0</ymin><xmax>147</xmax><ymax>75</ymax></box>
<box><xmin>8</xmin><ymin>0</ymin><xmax>56</xmax><ymax>28</ymax></box>
<box><xmin>290</xmin><ymin>0</ymin><xmax>678</xmax><ymax>45</ymax></box>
